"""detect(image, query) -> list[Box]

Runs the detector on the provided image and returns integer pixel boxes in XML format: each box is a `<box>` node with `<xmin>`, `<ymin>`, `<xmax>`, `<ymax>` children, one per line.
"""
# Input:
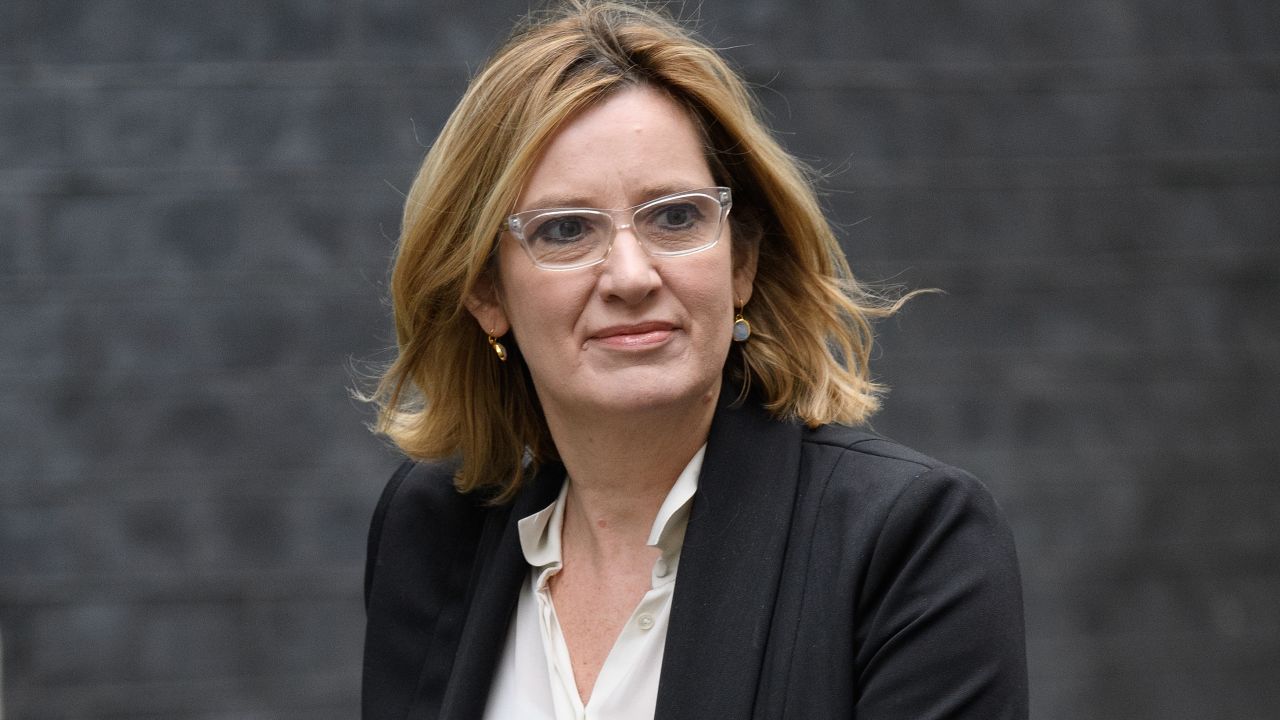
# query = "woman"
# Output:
<box><xmin>362</xmin><ymin>2</ymin><xmax>1027</xmax><ymax>718</ymax></box>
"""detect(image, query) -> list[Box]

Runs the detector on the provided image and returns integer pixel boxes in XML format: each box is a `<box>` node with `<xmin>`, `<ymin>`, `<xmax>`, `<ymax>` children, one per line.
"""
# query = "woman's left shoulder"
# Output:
<box><xmin>797</xmin><ymin>423</ymin><xmax>1006</xmax><ymax>528</ymax></box>
<box><xmin>791</xmin><ymin>426</ymin><xmax>1028</xmax><ymax>718</ymax></box>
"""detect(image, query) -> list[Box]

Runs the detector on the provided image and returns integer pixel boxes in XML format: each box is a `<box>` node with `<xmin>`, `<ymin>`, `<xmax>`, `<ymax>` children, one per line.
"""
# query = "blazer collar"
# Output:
<box><xmin>434</xmin><ymin>383</ymin><xmax>803</xmax><ymax>719</ymax></box>
<box><xmin>656</xmin><ymin>384</ymin><xmax>804</xmax><ymax>719</ymax></box>
<box><xmin>437</xmin><ymin>460</ymin><xmax>566</xmax><ymax>719</ymax></box>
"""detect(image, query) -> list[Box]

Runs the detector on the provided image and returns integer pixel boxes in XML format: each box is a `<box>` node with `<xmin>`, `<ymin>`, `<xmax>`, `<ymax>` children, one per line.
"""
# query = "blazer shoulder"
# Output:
<box><xmin>369</xmin><ymin>458</ymin><xmax>474</xmax><ymax>542</ymax></box>
<box><xmin>799</xmin><ymin>423</ymin><xmax>998</xmax><ymax>517</ymax></box>
<box><xmin>364</xmin><ymin>457</ymin><xmax>488</xmax><ymax>607</ymax></box>
<box><xmin>362</xmin><ymin>458</ymin><xmax>506</xmax><ymax>718</ymax></box>
<box><xmin>802</xmin><ymin>423</ymin><xmax>950</xmax><ymax>476</ymax></box>
<box><xmin>795</xmin><ymin>425</ymin><xmax>1027</xmax><ymax>719</ymax></box>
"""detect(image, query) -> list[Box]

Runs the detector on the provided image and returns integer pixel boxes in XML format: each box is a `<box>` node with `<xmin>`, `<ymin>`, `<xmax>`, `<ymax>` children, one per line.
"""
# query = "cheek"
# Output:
<box><xmin>500</xmin><ymin>269</ymin><xmax>592</xmax><ymax>346</ymax></box>
<box><xmin>674</xmin><ymin>260</ymin><xmax>738</xmax><ymax>328</ymax></box>
<box><xmin>692</xmin><ymin>285</ymin><xmax>734</xmax><ymax>320</ymax></box>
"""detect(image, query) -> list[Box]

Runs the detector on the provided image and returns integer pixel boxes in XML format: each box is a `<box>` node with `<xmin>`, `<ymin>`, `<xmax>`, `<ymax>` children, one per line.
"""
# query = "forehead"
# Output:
<box><xmin>516</xmin><ymin>85</ymin><xmax>715</xmax><ymax>211</ymax></box>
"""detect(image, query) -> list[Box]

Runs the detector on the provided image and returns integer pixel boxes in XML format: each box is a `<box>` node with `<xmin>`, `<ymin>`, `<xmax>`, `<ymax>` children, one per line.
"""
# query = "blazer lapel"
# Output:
<box><xmin>656</xmin><ymin>387</ymin><xmax>804</xmax><ymax>719</ymax></box>
<box><xmin>435</xmin><ymin>462</ymin><xmax>566</xmax><ymax>719</ymax></box>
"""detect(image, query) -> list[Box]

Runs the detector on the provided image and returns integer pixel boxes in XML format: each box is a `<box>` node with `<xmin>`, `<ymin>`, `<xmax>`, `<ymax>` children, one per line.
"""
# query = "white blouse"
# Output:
<box><xmin>483</xmin><ymin>446</ymin><xmax>705</xmax><ymax>720</ymax></box>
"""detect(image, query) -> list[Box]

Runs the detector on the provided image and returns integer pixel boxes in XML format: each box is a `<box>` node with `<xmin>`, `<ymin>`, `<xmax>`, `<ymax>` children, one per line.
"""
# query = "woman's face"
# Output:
<box><xmin>470</xmin><ymin>85</ymin><xmax>756</xmax><ymax>425</ymax></box>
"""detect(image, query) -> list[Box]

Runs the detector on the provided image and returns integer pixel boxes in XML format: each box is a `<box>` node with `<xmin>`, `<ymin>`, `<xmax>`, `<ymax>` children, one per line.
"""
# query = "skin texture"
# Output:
<box><xmin>467</xmin><ymin>85</ymin><xmax>757</xmax><ymax>703</ymax></box>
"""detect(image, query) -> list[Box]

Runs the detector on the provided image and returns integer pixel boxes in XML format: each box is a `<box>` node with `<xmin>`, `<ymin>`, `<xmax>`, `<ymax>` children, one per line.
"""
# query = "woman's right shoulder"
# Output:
<box><xmin>370</xmin><ymin>458</ymin><xmax>489</xmax><ymax>536</ymax></box>
<box><xmin>364</xmin><ymin>458</ymin><xmax>494</xmax><ymax>608</ymax></box>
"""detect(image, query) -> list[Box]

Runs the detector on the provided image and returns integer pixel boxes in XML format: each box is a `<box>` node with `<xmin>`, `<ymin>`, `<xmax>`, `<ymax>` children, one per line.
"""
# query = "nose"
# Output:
<box><xmin>597</xmin><ymin>225</ymin><xmax>661</xmax><ymax>304</ymax></box>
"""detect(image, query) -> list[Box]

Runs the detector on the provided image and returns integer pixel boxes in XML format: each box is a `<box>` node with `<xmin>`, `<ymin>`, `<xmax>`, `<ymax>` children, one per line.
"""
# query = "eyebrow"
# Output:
<box><xmin>518</xmin><ymin>183</ymin><xmax>709</xmax><ymax>213</ymax></box>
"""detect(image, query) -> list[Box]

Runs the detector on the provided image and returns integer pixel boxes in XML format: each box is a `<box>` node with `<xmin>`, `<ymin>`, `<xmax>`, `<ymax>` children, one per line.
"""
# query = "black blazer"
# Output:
<box><xmin>362</xmin><ymin>389</ymin><xmax>1028</xmax><ymax>719</ymax></box>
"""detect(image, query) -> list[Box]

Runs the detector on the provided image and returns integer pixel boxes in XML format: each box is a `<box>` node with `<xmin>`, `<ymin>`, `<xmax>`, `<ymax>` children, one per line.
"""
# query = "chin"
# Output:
<box><xmin>597</xmin><ymin>369</ymin><xmax>720</xmax><ymax>414</ymax></box>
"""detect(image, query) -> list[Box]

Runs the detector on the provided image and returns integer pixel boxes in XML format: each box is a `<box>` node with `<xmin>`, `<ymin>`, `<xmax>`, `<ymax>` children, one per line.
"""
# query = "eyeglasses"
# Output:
<box><xmin>502</xmin><ymin>187</ymin><xmax>732</xmax><ymax>270</ymax></box>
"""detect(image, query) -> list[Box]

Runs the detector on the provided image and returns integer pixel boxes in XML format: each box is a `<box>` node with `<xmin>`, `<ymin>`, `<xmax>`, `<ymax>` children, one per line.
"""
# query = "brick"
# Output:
<box><xmin>3</xmin><ymin>0</ymin><xmax>344</xmax><ymax>64</ymax></box>
<box><xmin>709</xmin><ymin>0</ymin><xmax>1279</xmax><ymax>65</ymax></box>
<box><xmin>880</xmin><ymin>260</ymin><xmax>1280</xmax><ymax>365</ymax></box>
<box><xmin>65</xmin><ymin>86</ymin><xmax>202</xmax><ymax>169</ymax></box>
<box><xmin>0</xmin><ymin>88</ymin><xmax>68</xmax><ymax>169</ymax></box>
<box><xmin>1007</xmin><ymin>477</ymin><xmax>1280</xmax><ymax>584</ymax></box>
<box><xmin>0</xmin><ymin>201</ymin><xmax>20</xmax><ymax>270</ymax></box>
<box><xmin>1028</xmin><ymin>630</ymin><xmax>1280</xmax><ymax>720</ymax></box>
<box><xmin>196</xmin><ymin>496</ymin><xmax>371</xmax><ymax>570</ymax></box>
<box><xmin>39</xmin><ymin>185</ymin><xmax>403</xmax><ymax>276</ymax></box>
<box><xmin>3</xmin><ymin>602</ymin><xmax>141</xmax><ymax>685</ymax></box>
<box><xmin>0</xmin><ymin>369</ymin><xmax>391</xmax><ymax>487</ymax></box>
<box><xmin>189</xmin><ymin>84</ymin><xmax>448</xmax><ymax>169</ymax></box>
<box><xmin>61</xmin><ymin>85</ymin><xmax>407</xmax><ymax>170</ymax></box>
<box><xmin>881</xmin><ymin>368</ymin><xmax>1278</xmax><ymax>455</ymax></box>
<box><xmin>874</xmin><ymin>364</ymin><xmax>1277</xmax><ymax>460</ymax></box>
<box><xmin>42</xmin><ymin>191</ymin><xmax>182</xmax><ymax>274</ymax></box>
<box><xmin>753</xmin><ymin>80</ymin><xmax>1279</xmax><ymax>166</ymax></box>
<box><xmin>0</xmin><ymin>1</ymin><xmax>47</xmax><ymax>63</ymax></box>
<box><xmin>0</xmin><ymin>496</ymin><xmax>369</xmax><ymax>581</ymax></box>
<box><xmin>355</xmin><ymin>0</ymin><xmax>527</xmax><ymax>63</ymax></box>
<box><xmin>71</xmin><ymin>285</ymin><xmax>382</xmax><ymax>375</ymax></box>
<box><xmin>3</xmin><ymin>671</ymin><xmax>360</xmax><ymax>720</ymax></box>
<box><xmin>2</xmin><ymin>595</ymin><xmax>361</xmax><ymax>687</ymax></box>
<box><xmin>829</xmin><ymin>185</ymin><xmax>1280</xmax><ymax>278</ymax></box>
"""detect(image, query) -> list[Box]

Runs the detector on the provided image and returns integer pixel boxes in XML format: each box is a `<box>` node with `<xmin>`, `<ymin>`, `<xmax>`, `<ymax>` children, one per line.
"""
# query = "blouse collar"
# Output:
<box><xmin>517</xmin><ymin>445</ymin><xmax>706</xmax><ymax>585</ymax></box>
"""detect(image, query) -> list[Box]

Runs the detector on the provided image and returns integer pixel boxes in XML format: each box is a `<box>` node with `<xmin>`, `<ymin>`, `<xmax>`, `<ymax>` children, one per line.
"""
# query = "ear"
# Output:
<box><xmin>732</xmin><ymin>241</ymin><xmax>759</xmax><ymax>307</ymax></box>
<box><xmin>465</xmin><ymin>273</ymin><xmax>511</xmax><ymax>337</ymax></box>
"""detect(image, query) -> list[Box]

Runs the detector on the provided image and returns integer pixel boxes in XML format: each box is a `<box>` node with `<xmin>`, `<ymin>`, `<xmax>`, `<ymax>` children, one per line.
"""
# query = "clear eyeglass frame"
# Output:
<box><xmin>500</xmin><ymin>186</ymin><xmax>732</xmax><ymax>271</ymax></box>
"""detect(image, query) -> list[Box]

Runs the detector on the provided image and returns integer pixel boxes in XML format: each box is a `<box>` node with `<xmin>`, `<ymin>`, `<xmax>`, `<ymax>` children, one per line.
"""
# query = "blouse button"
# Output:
<box><xmin>654</xmin><ymin>559</ymin><xmax>669</xmax><ymax>578</ymax></box>
<box><xmin>637</xmin><ymin>614</ymin><xmax>655</xmax><ymax>630</ymax></box>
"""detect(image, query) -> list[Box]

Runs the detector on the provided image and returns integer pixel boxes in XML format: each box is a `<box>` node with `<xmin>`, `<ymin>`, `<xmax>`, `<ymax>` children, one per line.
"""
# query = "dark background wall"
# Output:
<box><xmin>1</xmin><ymin>1</ymin><xmax>1276</xmax><ymax>718</ymax></box>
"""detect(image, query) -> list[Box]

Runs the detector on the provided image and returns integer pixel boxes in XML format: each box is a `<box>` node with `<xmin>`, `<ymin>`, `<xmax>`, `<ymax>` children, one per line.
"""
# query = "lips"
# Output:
<box><xmin>590</xmin><ymin>321</ymin><xmax>677</xmax><ymax>348</ymax></box>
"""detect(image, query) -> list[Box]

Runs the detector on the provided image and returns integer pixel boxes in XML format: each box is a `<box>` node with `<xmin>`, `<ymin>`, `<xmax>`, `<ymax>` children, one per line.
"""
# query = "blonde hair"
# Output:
<box><xmin>371</xmin><ymin>0</ymin><xmax>908</xmax><ymax>500</ymax></box>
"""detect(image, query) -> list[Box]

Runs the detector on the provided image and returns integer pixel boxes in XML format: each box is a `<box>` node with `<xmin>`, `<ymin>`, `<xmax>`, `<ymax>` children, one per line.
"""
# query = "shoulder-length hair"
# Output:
<box><xmin>371</xmin><ymin>0</ymin><xmax>907</xmax><ymax>501</ymax></box>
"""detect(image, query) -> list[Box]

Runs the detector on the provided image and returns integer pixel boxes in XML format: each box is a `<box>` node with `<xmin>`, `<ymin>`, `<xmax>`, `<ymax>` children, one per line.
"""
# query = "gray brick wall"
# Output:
<box><xmin>1</xmin><ymin>1</ymin><xmax>1276</xmax><ymax>718</ymax></box>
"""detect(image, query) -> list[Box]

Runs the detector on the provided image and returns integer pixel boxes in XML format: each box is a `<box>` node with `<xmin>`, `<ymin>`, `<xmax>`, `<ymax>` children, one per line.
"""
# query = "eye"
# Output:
<box><xmin>530</xmin><ymin>215</ymin><xmax>594</xmax><ymax>245</ymax></box>
<box><xmin>649</xmin><ymin>201</ymin><xmax>703</xmax><ymax>231</ymax></box>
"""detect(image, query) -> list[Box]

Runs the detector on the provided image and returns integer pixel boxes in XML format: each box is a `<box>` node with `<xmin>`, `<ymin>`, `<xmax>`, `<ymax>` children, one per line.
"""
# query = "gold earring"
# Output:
<box><xmin>732</xmin><ymin>305</ymin><xmax>751</xmax><ymax>342</ymax></box>
<box><xmin>488</xmin><ymin>330</ymin><xmax>507</xmax><ymax>362</ymax></box>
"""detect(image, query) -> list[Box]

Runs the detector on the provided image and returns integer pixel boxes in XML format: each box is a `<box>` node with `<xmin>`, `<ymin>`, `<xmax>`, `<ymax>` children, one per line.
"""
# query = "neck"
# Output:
<box><xmin>544</xmin><ymin>383</ymin><xmax>718</xmax><ymax>555</ymax></box>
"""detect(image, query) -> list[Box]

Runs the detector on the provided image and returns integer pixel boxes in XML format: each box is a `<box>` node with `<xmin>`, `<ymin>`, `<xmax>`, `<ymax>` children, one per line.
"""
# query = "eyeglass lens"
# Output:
<box><xmin>516</xmin><ymin>191</ymin><xmax>726</xmax><ymax>268</ymax></box>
